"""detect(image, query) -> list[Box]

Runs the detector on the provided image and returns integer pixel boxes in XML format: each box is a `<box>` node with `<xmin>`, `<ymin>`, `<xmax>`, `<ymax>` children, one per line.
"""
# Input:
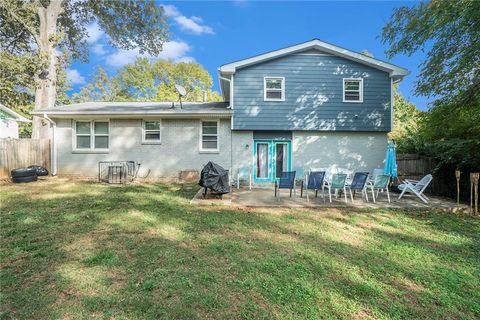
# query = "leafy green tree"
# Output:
<box><xmin>72</xmin><ymin>66</ymin><xmax>123</xmax><ymax>102</ymax></box>
<box><xmin>0</xmin><ymin>0</ymin><xmax>169</xmax><ymax>138</ymax></box>
<box><xmin>382</xmin><ymin>0</ymin><xmax>480</xmax><ymax>103</ymax></box>
<box><xmin>383</xmin><ymin>0</ymin><xmax>480</xmax><ymax>199</ymax></box>
<box><xmin>388</xmin><ymin>86</ymin><xmax>422</xmax><ymax>152</ymax></box>
<box><xmin>74</xmin><ymin>59</ymin><xmax>222</xmax><ymax>103</ymax></box>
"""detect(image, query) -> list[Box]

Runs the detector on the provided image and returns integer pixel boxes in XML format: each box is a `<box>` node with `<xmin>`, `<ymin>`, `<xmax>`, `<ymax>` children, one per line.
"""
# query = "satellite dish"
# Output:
<box><xmin>175</xmin><ymin>84</ymin><xmax>186</xmax><ymax>97</ymax></box>
<box><xmin>174</xmin><ymin>84</ymin><xmax>186</xmax><ymax>109</ymax></box>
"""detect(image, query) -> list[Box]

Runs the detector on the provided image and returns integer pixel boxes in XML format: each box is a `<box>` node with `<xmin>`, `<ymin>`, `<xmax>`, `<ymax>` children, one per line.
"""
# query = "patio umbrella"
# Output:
<box><xmin>384</xmin><ymin>141</ymin><xmax>398</xmax><ymax>178</ymax></box>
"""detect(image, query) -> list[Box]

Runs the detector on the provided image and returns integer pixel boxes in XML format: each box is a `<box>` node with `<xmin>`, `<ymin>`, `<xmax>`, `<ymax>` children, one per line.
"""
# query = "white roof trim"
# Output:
<box><xmin>0</xmin><ymin>104</ymin><xmax>31</xmax><ymax>122</ymax></box>
<box><xmin>219</xmin><ymin>39</ymin><xmax>409</xmax><ymax>77</ymax></box>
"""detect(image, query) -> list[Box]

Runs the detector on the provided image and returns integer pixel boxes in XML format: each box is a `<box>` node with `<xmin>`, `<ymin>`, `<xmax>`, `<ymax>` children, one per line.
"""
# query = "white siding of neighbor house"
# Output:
<box><xmin>54</xmin><ymin>118</ymin><xmax>232</xmax><ymax>179</ymax></box>
<box><xmin>292</xmin><ymin>131</ymin><xmax>388</xmax><ymax>172</ymax></box>
<box><xmin>0</xmin><ymin>120</ymin><xmax>19</xmax><ymax>138</ymax></box>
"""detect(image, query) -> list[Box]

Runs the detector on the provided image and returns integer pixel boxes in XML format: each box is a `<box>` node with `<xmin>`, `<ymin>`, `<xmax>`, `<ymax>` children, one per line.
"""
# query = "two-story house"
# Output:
<box><xmin>33</xmin><ymin>39</ymin><xmax>408</xmax><ymax>182</ymax></box>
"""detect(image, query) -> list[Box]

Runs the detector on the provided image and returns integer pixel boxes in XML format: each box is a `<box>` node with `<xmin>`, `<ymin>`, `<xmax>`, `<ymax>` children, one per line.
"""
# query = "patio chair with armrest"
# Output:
<box><xmin>398</xmin><ymin>174</ymin><xmax>433</xmax><ymax>204</ymax></box>
<box><xmin>369</xmin><ymin>168</ymin><xmax>385</xmax><ymax>183</ymax></box>
<box><xmin>325</xmin><ymin>173</ymin><xmax>348</xmax><ymax>203</ymax></box>
<box><xmin>236</xmin><ymin>167</ymin><xmax>252</xmax><ymax>190</ymax></box>
<box><xmin>345</xmin><ymin>172</ymin><xmax>370</xmax><ymax>202</ymax></box>
<box><xmin>301</xmin><ymin>171</ymin><xmax>326</xmax><ymax>202</ymax></box>
<box><xmin>274</xmin><ymin>171</ymin><xmax>296</xmax><ymax>199</ymax></box>
<box><xmin>366</xmin><ymin>174</ymin><xmax>391</xmax><ymax>203</ymax></box>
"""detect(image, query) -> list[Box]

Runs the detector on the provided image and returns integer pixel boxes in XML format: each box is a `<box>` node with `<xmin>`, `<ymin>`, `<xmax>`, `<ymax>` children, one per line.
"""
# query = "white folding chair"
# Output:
<box><xmin>398</xmin><ymin>174</ymin><xmax>433</xmax><ymax>204</ymax></box>
<box><xmin>236</xmin><ymin>167</ymin><xmax>252</xmax><ymax>190</ymax></box>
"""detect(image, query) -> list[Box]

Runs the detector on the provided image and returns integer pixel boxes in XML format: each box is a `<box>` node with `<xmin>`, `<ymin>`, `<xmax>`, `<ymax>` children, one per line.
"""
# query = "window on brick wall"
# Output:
<box><xmin>74</xmin><ymin>120</ymin><xmax>109</xmax><ymax>151</ymax></box>
<box><xmin>200</xmin><ymin>120</ymin><xmax>219</xmax><ymax>152</ymax></box>
<box><xmin>142</xmin><ymin>120</ymin><xmax>161</xmax><ymax>143</ymax></box>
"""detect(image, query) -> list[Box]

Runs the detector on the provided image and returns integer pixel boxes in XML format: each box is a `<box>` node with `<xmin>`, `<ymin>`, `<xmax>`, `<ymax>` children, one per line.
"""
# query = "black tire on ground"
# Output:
<box><xmin>12</xmin><ymin>175</ymin><xmax>38</xmax><ymax>183</ymax></box>
<box><xmin>27</xmin><ymin>165</ymin><xmax>49</xmax><ymax>176</ymax></box>
<box><xmin>11</xmin><ymin>168</ymin><xmax>37</xmax><ymax>178</ymax></box>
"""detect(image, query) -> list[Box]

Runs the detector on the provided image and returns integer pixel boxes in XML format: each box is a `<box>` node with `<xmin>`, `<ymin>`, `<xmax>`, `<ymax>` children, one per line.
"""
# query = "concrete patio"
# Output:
<box><xmin>192</xmin><ymin>184</ymin><xmax>470</xmax><ymax>213</ymax></box>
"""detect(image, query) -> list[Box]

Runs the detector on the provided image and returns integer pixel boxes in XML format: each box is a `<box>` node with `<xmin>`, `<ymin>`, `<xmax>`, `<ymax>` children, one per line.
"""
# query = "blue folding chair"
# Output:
<box><xmin>275</xmin><ymin>171</ymin><xmax>296</xmax><ymax>199</ymax></box>
<box><xmin>345</xmin><ymin>172</ymin><xmax>370</xmax><ymax>202</ymax></box>
<box><xmin>301</xmin><ymin>171</ymin><xmax>326</xmax><ymax>202</ymax></box>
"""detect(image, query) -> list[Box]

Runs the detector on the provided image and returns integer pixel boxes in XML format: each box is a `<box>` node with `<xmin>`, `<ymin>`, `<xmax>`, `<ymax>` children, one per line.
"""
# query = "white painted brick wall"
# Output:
<box><xmin>292</xmin><ymin>131</ymin><xmax>388</xmax><ymax>173</ymax></box>
<box><xmin>55</xmin><ymin>118</ymin><xmax>232</xmax><ymax>179</ymax></box>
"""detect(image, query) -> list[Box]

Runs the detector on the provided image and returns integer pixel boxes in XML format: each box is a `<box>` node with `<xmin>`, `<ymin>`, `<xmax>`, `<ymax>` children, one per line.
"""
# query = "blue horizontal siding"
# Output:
<box><xmin>233</xmin><ymin>54</ymin><xmax>391</xmax><ymax>131</ymax></box>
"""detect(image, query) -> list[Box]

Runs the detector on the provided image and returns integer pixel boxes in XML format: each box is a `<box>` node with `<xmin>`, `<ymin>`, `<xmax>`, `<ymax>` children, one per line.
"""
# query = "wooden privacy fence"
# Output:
<box><xmin>0</xmin><ymin>138</ymin><xmax>50</xmax><ymax>179</ymax></box>
<box><xmin>396</xmin><ymin>153</ymin><xmax>445</xmax><ymax>195</ymax></box>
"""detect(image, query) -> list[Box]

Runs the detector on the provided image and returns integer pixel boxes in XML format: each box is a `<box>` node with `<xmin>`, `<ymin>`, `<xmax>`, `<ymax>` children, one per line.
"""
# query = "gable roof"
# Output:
<box><xmin>218</xmin><ymin>39</ymin><xmax>409</xmax><ymax>101</ymax></box>
<box><xmin>0</xmin><ymin>104</ymin><xmax>31</xmax><ymax>122</ymax></box>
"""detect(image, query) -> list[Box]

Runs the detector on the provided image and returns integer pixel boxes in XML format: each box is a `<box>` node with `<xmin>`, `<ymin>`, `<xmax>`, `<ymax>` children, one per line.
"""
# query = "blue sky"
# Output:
<box><xmin>68</xmin><ymin>1</ymin><xmax>431</xmax><ymax>110</ymax></box>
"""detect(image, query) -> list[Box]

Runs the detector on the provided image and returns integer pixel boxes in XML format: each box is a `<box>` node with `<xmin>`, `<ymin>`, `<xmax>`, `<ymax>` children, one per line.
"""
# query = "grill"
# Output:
<box><xmin>199</xmin><ymin>161</ymin><xmax>230</xmax><ymax>198</ymax></box>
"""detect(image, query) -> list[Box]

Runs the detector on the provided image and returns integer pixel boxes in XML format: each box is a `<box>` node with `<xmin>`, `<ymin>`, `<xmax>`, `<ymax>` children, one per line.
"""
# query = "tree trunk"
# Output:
<box><xmin>32</xmin><ymin>1</ymin><xmax>63</xmax><ymax>139</ymax></box>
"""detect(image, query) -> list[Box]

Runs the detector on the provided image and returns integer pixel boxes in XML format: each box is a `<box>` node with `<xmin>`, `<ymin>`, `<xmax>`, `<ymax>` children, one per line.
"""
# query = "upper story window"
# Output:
<box><xmin>74</xmin><ymin>120</ymin><xmax>109</xmax><ymax>151</ymax></box>
<box><xmin>343</xmin><ymin>78</ymin><xmax>363</xmax><ymax>103</ymax></box>
<box><xmin>264</xmin><ymin>77</ymin><xmax>285</xmax><ymax>101</ymax></box>
<box><xmin>200</xmin><ymin>120</ymin><xmax>219</xmax><ymax>152</ymax></box>
<box><xmin>142</xmin><ymin>120</ymin><xmax>161</xmax><ymax>144</ymax></box>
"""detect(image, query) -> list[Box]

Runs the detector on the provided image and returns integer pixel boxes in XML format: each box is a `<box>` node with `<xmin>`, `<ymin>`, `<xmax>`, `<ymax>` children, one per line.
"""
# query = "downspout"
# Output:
<box><xmin>219</xmin><ymin>74</ymin><xmax>234</xmax><ymax>179</ymax></box>
<box><xmin>43</xmin><ymin>114</ymin><xmax>57</xmax><ymax>176</ymax></box>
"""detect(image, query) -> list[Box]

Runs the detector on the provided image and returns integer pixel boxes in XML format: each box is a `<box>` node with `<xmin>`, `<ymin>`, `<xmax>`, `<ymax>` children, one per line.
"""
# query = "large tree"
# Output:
<box><xmin>73</xmin><ymin>58</ymin><xmax>222</xmax><ymax>103</ymax></box>
<box><xmin>381</xmin><ymin>0</ymin><xmax>480</xmax><ymax>104</ymax></box>
<box><xmin>0</xmin><ymin>0</ymin><xmax>169</xmax><ymax>138</ymax></box>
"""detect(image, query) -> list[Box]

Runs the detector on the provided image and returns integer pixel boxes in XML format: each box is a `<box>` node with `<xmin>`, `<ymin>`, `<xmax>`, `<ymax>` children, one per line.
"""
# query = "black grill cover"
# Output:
<box><xmin>199</xmin><ymin>161</ymin><xmax>230</xmax><ymax>194</ymax></box>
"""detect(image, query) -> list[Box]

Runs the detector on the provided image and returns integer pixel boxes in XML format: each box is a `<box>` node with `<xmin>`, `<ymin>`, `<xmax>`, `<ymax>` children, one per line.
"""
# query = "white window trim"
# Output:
<box><xmin>343</xmin><ymin>78</ymin><xmax>364</xmax><ymax>103</ymax></box>
<box><xmin>199</xmin><ymin>119</ymin><xmax>220</xmax><ymax>153</ymax></box>
<box><xmin>73</xmin><ymin>120</ymin><xmax>110</xmax><ymax>153</ymax></box>
<box><xmin>141</xmin><ymin>119</ymin><xmax>162</xmax><ymax>144</ymax></box>
<box><xmin>264</xmin><ymin>77</ymin><xmax>285</xmax><ymax>102</ymax></box>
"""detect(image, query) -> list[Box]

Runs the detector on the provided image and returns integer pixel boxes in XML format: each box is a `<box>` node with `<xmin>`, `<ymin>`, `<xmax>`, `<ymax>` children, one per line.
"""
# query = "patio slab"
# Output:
<box><xmin>229</xmin><ymin>185</ymin><xmax>470</xmax><ymax>212</ymax></box>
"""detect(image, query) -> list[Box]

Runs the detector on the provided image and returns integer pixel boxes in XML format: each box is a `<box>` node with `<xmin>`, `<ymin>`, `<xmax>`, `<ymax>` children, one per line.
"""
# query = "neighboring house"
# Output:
<box><xmin>0</xmin><ymin>104</ymin><xmax>31</xmax><ymax>138</ymax></box>
<box><xmin>32</xmin><ymin>39</ymin><xmax>408</xmax><ymax>181</ymax></box>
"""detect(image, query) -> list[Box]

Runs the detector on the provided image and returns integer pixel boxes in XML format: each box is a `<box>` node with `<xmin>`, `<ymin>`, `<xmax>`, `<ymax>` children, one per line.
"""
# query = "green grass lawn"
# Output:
<box><xmin>1</xmin><ymin>179</ymin><xmax>479</xmax><ymax>319</ymax></box>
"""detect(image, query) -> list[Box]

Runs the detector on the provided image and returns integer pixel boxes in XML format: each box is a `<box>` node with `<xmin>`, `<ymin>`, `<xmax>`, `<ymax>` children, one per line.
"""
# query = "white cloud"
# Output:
<box><xmin>86</xmin><ymin>22</ymin><xmax>104</xmax><ymax>44</ymax></box>
<box><xmin>105</xmin><ymin>40</ymin><xmax>192</xmax><ymax>68</ymax></box>
<box><xmin>66</xmin><ymin>68</ymin><xmax>86</xmax><ymax>85</ymax></box>
<box><xmin>174</xmin><ymin>56</ymin><xmax>196</xmax><ymax>63</ymax></box>
<box><xmin>162</xmin><ymin>4</ymin><xmax>180</xmax><ymax>17</ymax></box>
<box><xmin>92</xmin><ymin>44</ymin><xmax>107</xmax><ymax>56</ymax></box>
<box><xmin>161</xmin><ymin>4</ymin><xmax>214</xmax><ymax>35</ymax></box>
<box><xmin>159</xmin><ymin>40</ymin><xmax>192</xmax><ymax>60</ymax></box>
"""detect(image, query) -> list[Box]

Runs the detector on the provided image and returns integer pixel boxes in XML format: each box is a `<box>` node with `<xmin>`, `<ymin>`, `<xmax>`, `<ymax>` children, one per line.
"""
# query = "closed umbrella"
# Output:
<box><xmin>384</xmin><ymin>141</ymin><xmax>397</xmax><ymax>178</ymax></box>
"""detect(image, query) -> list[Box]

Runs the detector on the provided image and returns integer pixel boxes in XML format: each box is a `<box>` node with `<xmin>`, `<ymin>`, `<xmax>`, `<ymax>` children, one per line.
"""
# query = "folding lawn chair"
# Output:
<box><xmin>275</xmin><ymin>171</ymin><xmax>296</xmax><ymax>199</ymax></box>
<box><xmin>301</xmin><ymin>170</ymin><xmax>326</xmax><ymax>202</ymax></box>
<box><xmin>325</xmin><ymin>173</ymin><xmax>348</xmax><ymax>203</ymax></box>
<box><xmin>345</xmin><ymin>172</ymin><xmax>370</xmax><ymax>203</ymax></box>
<box><xmin>367</xmin><ymin>174</ymin><xmax>391</xmax><ymax>203</ymax></box>
<box><xmin>398</xmin><ymin>174</ymin><xmax>433</xmax><ymax>204</ymax></box>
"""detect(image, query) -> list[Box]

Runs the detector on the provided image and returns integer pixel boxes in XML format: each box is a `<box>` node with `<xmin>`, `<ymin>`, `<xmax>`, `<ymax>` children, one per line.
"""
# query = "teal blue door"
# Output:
<box><xmin>253</xmin><ymin>140</ymin><xmax>291</xmax><ymax>183</ymax></box>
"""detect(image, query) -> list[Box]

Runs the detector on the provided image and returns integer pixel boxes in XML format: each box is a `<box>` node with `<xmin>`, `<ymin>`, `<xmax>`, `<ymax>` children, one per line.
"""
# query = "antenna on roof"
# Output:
<box><xmin>175</xmin><ymin>84</ymin><xmax>186</xmax><ymax>109</ymax></box>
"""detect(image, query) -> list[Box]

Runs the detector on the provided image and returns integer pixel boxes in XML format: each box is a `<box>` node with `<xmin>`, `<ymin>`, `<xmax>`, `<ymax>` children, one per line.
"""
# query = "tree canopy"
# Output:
<box><xmin>73</xmin><ymin>59</ymin><xmax>222</xmax><ymax>103</ymax></box>
<box><xmin>382</xmin><ymin>0</ymin><xmax>480</xmax><ymax>173</ymax></box>
<box><xmin>382</xmin><ymin>0</ymin><xmax>480</xmax><ymax>104</ymax></box>
<box><xmin>0</xmin><ymin>0</ymin><xmax>170</xmax><ymax>137</ymax></box>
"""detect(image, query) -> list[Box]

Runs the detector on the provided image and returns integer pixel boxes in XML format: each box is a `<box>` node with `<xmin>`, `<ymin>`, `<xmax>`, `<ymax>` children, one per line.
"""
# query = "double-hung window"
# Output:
<box><xmin>142</xmin><ymin>120</ymin><xmax>161</xmax><ymax>143</ymax></box>
<box><xmin>264</xmin><ymin>77</ymin><xmax>285</xmax><ymax>101</ymax></box>
<box><xmin>74</xmin><ymin>120</ymin><xmax>109</xmax><ymax>151</ymax></box>
<box><xmin>200</xmin><ymin>120</ymin><xmax>218</xmax><ymax>152</ymax></box>
<box><xmin>343</xmin><ymin>78</ymin><xmax>363</xmax><ymax>102</ymax></box>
